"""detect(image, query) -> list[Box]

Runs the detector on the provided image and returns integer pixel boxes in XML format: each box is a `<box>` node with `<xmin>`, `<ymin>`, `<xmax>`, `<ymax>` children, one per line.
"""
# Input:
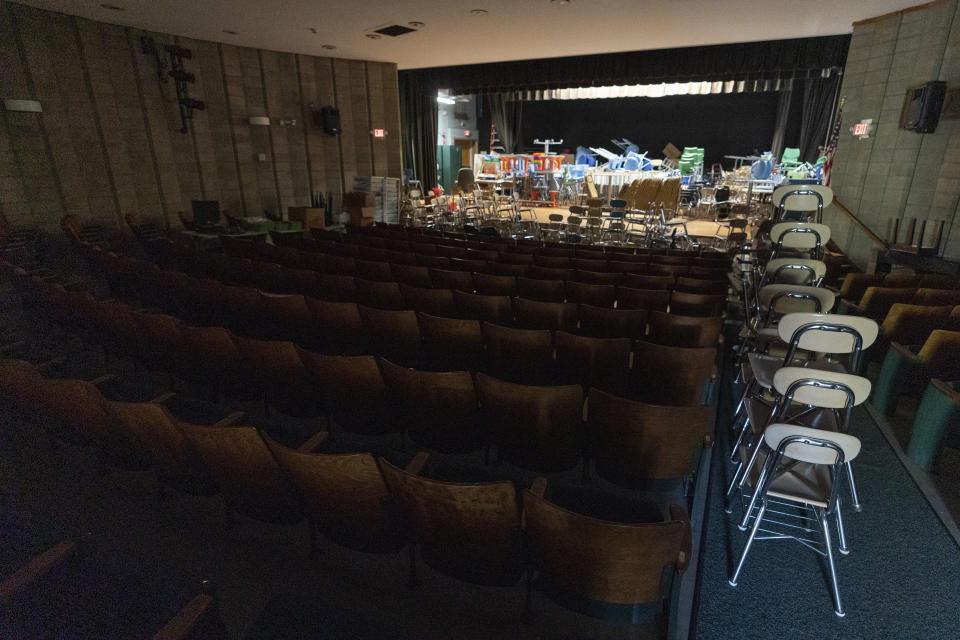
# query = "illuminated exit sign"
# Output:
<box><xmin>851</xmin><ymin>119</ymin><xmax>874</xmax><ymax>139</ymax></box>
<box><xmin>371</xmin><ymin>128</ymin><xmax>386</xmax><ymax>138</ymax></box>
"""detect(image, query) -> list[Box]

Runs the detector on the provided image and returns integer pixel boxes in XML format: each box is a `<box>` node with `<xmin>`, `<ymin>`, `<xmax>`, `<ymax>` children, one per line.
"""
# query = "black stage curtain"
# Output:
<box><xmin>404</xmin><ymin>35</ymin><xmax>850</xmax><ymax>95</ymax></box>
<box><xmin>798</xmin><ymin>75</ymin><xmax>842</xmax><ymax>163</ymax></box>
<box><xmin>399</xmin><ymin>71</ymin><xmax>438</xmax><ymax>191</ymax></box>
<box><xmin>486</xmin><ymin>94</ymin><xmax>523</xmax><ymax>153</ymax></box>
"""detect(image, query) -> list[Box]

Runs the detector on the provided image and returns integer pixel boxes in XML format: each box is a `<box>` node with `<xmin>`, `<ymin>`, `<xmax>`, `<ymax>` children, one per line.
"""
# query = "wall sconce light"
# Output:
<box><xmin>249</xmin><ymin>116</ymin><xmax>271</xmax><ymax>126</ymax></box>
<box><xmin>4</xmin><ymin>99</ymin><xmax>42</xmax><ymax>112</ymax></box>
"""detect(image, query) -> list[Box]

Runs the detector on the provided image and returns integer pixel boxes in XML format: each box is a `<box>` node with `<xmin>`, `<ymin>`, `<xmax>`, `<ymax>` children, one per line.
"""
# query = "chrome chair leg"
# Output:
<box><xmin>819</xmin><ymin>507</ymin><xmax>845</xmax><ymax>617</ymax></box>
<box><xmin>729</xmin><ymin>499</ymin><xmax>767</xmax><ymax>586</ymax></box>
<box><xmin>845</xmin><ymin>461</ymin><xmax>862</xmax><ymax>512</ymax></box>
<box><xmin>835</xmin><ymin>497</ymin><xmax>849</xmax><ymax>555</ymax></box>
<box><xmin>738</xmin><ymin>451</ymin><xmax>769</xmax><ymax>530</ymax></box>
<box><xmin>729</xmin><ymin>415</ymin><xmax>751</xmax><ymax>462</ymax></box>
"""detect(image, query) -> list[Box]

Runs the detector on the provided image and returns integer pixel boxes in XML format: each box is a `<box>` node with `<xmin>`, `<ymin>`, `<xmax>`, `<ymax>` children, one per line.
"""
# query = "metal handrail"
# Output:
<box><xmin>831</xmin><ymin>197</ymin><xmax>888</xmax><ymax>248</ymax></box>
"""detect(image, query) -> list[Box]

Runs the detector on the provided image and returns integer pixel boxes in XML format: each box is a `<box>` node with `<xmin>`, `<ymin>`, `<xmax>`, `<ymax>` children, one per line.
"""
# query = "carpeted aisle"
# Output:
<box><xmin>695</xmin><ymin>377</ymin><xmax>960</xmax><ymax>639</ymax></box>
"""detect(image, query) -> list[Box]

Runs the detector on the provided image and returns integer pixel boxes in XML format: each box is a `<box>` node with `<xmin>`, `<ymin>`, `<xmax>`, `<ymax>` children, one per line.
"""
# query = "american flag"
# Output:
<box><xmin>822</xmin><ymin>96</ymin><xmax>845</xmax><ymax>187</ymax></box>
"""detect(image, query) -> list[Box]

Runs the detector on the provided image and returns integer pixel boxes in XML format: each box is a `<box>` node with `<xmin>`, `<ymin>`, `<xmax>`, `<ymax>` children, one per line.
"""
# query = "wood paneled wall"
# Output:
<box><xmin>0</xmin><ymin>3</ymin><xmax>402</xmax><ymax>232</ymax></box>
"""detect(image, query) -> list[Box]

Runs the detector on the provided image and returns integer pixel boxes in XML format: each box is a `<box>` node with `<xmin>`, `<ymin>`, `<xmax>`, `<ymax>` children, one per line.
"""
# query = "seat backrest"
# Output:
<box><xmin>379</xmin><ymin>456</ymin><xmax>522</xmax><ymax>585</ymax></box>
<box><xmin>764</xmin><ymin>258</ymin><xmax>826</xmax><ymax>285</ymax></box>
<box><xmin>647</xmin><ymin>311</ymin><xmax>722</xmax><ymax>348</ymax></box>
<box><xmin>481</xmin><ymin>321</ymin><xmax>556</xmax><ymax>385</ymax></box>
<box><xmin>416</xmin><ymin>313</ymin><xmax>483</xmax><ymax>371</ymax></box>
<box><xmin>771</xmin><ymin>367</ymin><xmax>872</xmax><ymax>408</ymax></box>
<box><xmin>475</xmin><ymin>372</ymin><xmax>583</xmax><ymax>471</ymax></box>
<box><xmin>578</xmin><ymin>304</ymin><xmax>648</xmax><ymax>340</ymax></box>
<box><xmin>305</xmin><ymin>299</ymin><xmax>368</xmax><ymax>354</ymax></box>
<box><xmin>917</xmin><ymin>330</ymin><xmax>960</xmax><ymax>381</ymax></box>
<box><xmin>554</xmin><ymin>331</ymin><xmax>631</xmax><ymax>393</ymax></box>
<box><xmin>453</xmin><ymin>290</ymin><xmax>514</xmax><ymax>324</ymax></box>
<box><xmin>379</xmin><ymin>359</ymin><xmax>481</xmax><ymax>453</ymax></box>
<box><xmin>517</xmin><ymin>276</ymin><xmax>566</xmax><ymax>302</ymax></box>
<box><xmin>264</xmin><ymin>434</ymin><xmax>402</xmax><ymax>552</ymax></box>
<box><xmin>299</xmin><ymin>350</ymin><xmax>392</xmax><ymax>434</ymax></box>
<box><xmin>631</xmin><ymin>341</ymin><xmax>716</xmax><ymax>405</ymax></box>
<box><xmin>513</xmin><ymin>298</ymin><xmax>578</xmax><ymax>332</ymax></box>
<box><xmin>769</xmin><ymin>222</ymin><xmax>831</xmax><ymax>250</ymax></box>
<box><xmin>587</xmin><ymin>388</ymin><xmax>714</xmax><ymax>482</ymax></box>
<box><xmin>522</xmin><ymin>485</ymin><xmax>689</xmax><ymax>605</ymax></box>
<box><xmin>358</xmin><ymin>306</ymin><xmax>421</xmax><ymax>366</ymax></box>
<box><xmin>473</xmin><ymin>272</ymin><xmax>518</xmax><ymax>297</ymax></box>
<box><xmin>615</xmin><ymin>286</ymin><xmax>670</xmax><ymax>311</ymax></box>
<box><xmin>669</xmin><ymin>291</ymin><xmax>727</xmax><ymax>317</ymax></box>
<box><xmin>400</xmin><ymin>284</ymin><xmax>457</xmax><ymax>317</ymax></box>
<box><xmin>880</xmin><ymin>303</ymin><xmax>952</xmax><ymax>346</ymax></box>
<box><xmin>180</xmin><ymin>423</ymin><xmax>303</xmax><ymax>524</ymax></box>
<box><xmin>759</xmin><ymin>284</ymin><xmax>836</xmax><ymax>316</ymax></box>
<box><xmin>109</xmin><ymin>399</ymin><xmax>216</xmax><ymax>495</ymax></box>
<box><xmin>763</xmin><ymin>423</ymin><xmax>861</xmax><ymax>465</ymax></box>
<box><xmin>776</xmin><ymin>312</ymin><xmax>879</xmax><ymax>354</ymax></box>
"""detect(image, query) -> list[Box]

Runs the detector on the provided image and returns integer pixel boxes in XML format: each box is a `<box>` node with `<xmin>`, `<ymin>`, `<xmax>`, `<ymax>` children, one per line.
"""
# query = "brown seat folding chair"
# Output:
<box><xmin>554</xmin><ymin>331</ymin><xmax>631</xmax><ymax>394</ymax></box>
<box><xmin>565</xmin><ymin>281</ymin><xmax>616</xmax><ymax>308</ymax></box>
<box><xmin>622</xmin><ymin>273</ymin><xmax>675</xmax><ymax>291</ymax></box>
<box><xmin>417</xmin><ymin>313</ymin><xmax>484</xmax><ymax>372</ymax></box>
<box><xmin>400</xmin><ymin>284</ymin><xmax>457</xmax><ymax>317</ymax></box>
<box><xmin>513</xmin><ymin>298</ymin><xmax>578</xmax><ymax>332</ymax></box>
<box><xmin>305</xmin><ymin>299</ymin><xmax>368</xmax><ymax>355</ymax></box>
<box><xmin>481</xmin><ymin>322</ymin><xmax>556</xmax><ymax>385</ymax></box>
<box><xmin>517</xmin><ymin>276</ymin><xmax>566</xmax><ymax>302</ymax></box>
<box><xmin>615</xmin><ymin>286</ymin><xmax>670</xmax><ymax>312</ymax></box>
<box><xmin>473</xmin><ymin>273</ymin><xmax>518</xmax><ymax>297</ymax></box>
<box><xmin>298</xmin><ymin>351</ymin><xmax>396</xmax><ymax>436</ymax></box>
<box><xmin>264</xmin><ymin>432</ymin><xmax>406</xmax><ymax>553</ymax></box>
<box><xmin>578</xmin><ymin>305</ymin><xmax>649</xmax><ymax>340</ymax></box>
<box><xmin>233</xmin><ymin>336</ymin><xmax>324</xmax><ymax>419</ymax></box>
<box><xmin>358</xmin><ymin>306</ymin><xmax>421</xmax><ymax>366</ymax></box>
<box><xmin>647</xmin><ymin>311</ymin><xmax>723</xmax><ymax>348</ymax></box>
<box><xmin>476</xmin><ymin>372</ymin><xmax>584</xmax><ymax>472</ymax></box>
<box><xmin>180</xmin><ymin>421</ymin><xmax>308</xmax><ymax>533</ymax></box>
<box><xmin>523</xmin><ymin>478</ymin><xmax>690</xmax><ymax>617</ymax></box>
<box><xmin>380</xmin><ymin>452</ymin><xmax>524</xmax><ymax>586</ymax></box>
<box><xmin>380</xmin><ymin>359</ymin><xmax>483</xmax><ymax>453</ymax></box>
<box><xmin>429</xmin><ymin>267</ymin><xmax>475</xmax><ymax>292</ymax></box>
<box><xmin>631</xmin><ymin>341</ymin><xmax>716</xmax><ymax>405</ymax></box>
<box><xmin>391</xmin><ymin>263</ymin><xmax>433</xmax><ymax>288</ymax></box>
<box><xmin>669</xmin><ymin>291</ymin><xmax>727</xmax><ymax>317</ymax></box>
<box><xmin>586</xmin><ymin>388</ymin><xmax>714</xmax><ymax>488</ymax></box>
<box><xmin>354</xmin><ymin>279</ymin><xmax>405</xmax><ymax>310</ymax></box>
<box><xmin>110</xmin><ymin>394</ymin><xmax>238</xmax><ymax>496</ymax></box>
<box><xmin>453</xmin><ymin>290</ymin><xmax>514</xmax><ymax>324</ymax></box>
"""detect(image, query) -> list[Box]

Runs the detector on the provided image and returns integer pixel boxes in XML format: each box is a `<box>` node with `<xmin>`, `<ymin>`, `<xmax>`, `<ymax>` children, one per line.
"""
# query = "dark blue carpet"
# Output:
<box><xmin>695</xmin><ymin>392</ymin><xmax>960</xmax><ymax>638</ymax></box>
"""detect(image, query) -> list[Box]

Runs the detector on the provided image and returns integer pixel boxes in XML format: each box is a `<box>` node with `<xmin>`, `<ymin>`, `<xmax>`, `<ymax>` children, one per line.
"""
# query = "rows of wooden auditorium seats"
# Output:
<box><xmin>90</xmin><ymin>249</ymin><xmax>730</xmax><ymax>330</ymax></box>
<box><xmin>839</xmin><ymin>270</ymin><xmax>960</xmax><ymax>306</ymax></box>
<box><xmin>9</xmin><ymin>265</ymin><xmax>719</xmax><ymax>405</ymax></box>
<box><xmin>844</xmin><ymin>285</ymin><xmax>960</xmax><ymax>323</ymax></box>
<box><xmin>1</xmin><ymin>355</ymin><xmax>697</xmax><ymax>613</ymax></box>
<box><xmin>875</xmin><ymin>303</ymin><xmax>960</xmax><ymax>359</ymax></box>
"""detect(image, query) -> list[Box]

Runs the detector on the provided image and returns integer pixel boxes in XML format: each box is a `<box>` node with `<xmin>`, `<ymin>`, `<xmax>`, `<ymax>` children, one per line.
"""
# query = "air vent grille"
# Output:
<box><xmin>373</xmin><ymin>24</ymin><xmax>417</xmax><ymax>37</ymax></box>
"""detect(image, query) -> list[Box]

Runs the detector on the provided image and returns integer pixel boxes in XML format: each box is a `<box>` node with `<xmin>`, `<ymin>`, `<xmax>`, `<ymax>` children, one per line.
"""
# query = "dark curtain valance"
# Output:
<box><xmin>401</xmin><ymin>35</ymin><xmax>850</xmax><ymax>95</ymax></box>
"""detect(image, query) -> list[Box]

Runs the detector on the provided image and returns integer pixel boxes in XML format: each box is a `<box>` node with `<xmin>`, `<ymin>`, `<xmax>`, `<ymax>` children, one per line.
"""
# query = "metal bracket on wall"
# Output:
<box><xmin>141</xmin><ymin>36</ymin><xmax>205</xmax><ymax>134</ymax></box>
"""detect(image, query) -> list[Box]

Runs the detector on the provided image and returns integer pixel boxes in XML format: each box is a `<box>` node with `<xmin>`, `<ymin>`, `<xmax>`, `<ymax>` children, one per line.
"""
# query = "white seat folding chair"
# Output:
<box><xmin>728</xmin><ymin>421</ymin><xmax>862</xmax><ymax>617</ymax></box>
<box><xmin>772</xmin><ymin>184</ymin><xmax>833</xmax><ymax>223</ymax></box>
<box><xmin>730</xmin><ymin>366</ymin><xmax>871</xmax><ymax>519</ymax></box>
<box><xmin>733</xmin><ymin>313</ymin><xmax>877</xmax><ymax>513</ymax></box>
<box><xmin>769</xmin><ymin>222</ymin><xmax>831</xmax><ymax>261</ymax></box>
<box><xmin>762</xmin><ymin>257</ymin><xmax>827</xmax><ymax>287</ymax></box>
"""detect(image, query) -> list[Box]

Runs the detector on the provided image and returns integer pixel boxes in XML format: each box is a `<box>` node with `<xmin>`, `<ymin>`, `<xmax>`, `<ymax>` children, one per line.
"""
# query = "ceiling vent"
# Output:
<box><xmin>373</xmin><ymin>24</ymin><xmax>417</xmax><ymax>37</ymax></box>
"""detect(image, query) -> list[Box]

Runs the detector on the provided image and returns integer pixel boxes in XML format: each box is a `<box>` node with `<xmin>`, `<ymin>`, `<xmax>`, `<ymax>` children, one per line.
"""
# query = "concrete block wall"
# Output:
<box><xmin>0</xmin><ymin>3</ymin><xmax>402</xmax><ymax>233</ymax></box>
<box><xmin>828</xmin><ymin>0</ymin><xmax>960</xmax><ymax>269</ymax></box>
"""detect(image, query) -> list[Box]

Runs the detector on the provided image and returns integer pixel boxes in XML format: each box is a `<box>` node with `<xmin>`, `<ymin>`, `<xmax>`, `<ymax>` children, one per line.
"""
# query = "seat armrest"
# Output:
<box><xmin>150</xmin><ymin>391</ymin><xmax>177</xmax><ymax>405</ymax></box>
<box><xmin>151</xmin><ymin>593</ymin><xmax>215</xmax><ymax>640</ymax></box>
<box><xmin>530</xmin><ymin>477</ymin><xmax>548</xmax><ymax>498</ymax></box>
<box><xmin>405</xmin><ymin>451</ymin><xmax>430</xmax><ymax>475</ymax></box>
<box><xmin>669</xmin><ymin>505</ymin><xmax>692</xmax><ymax>572</ymax></box>
<box><xmin>90</xmin><ymin>373</ymin><xmax>116</xmax><ymax>386</ymax></box>
<box><xmin>297</xmin><ymin>431</ymin><xmax>329</xmax><ymax>453</ymax></box>
<box><xmin>0</xmin><ymin>539</ymin><xmax>77</xmax><ymax>599</ymax></box>
<box><xmin>212</xmin><ymin>411</ymin><xmax>245</xmax><ymax>428</ymax></box>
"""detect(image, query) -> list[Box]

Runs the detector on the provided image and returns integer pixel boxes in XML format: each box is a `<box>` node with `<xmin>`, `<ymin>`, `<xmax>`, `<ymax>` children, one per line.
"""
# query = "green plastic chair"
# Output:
<box><xmin>780</xmin><ymin>147</ymin><xmax>801</xmax><ymax>168</ymax></box>
<box><xmin>906</xmin><ymin>379</ymin><xmax>960</xmax><ymax>472</ymax></box>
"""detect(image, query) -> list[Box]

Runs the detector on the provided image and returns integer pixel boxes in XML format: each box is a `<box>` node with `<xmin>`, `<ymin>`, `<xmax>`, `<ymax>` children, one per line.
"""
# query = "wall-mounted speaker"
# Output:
<box><xmin>900</xmin><ymin>81</ymin><xmax>946</xmax><ymax>133</ymax></box>
<box><xmin>314</xmin><ymin>106</ymin><xmax>341</xmax><ymax>135</ymax></box>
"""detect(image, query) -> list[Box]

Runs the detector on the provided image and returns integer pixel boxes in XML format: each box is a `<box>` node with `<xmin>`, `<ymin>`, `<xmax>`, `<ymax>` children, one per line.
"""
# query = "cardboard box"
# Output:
<box><xmin>288</xmin><ymin>206</ymin><xmax>325</xmax><ymax>229</ymax></box>
<box><xmin>349</xmin><ymin>206</ymin><xmax>376</xmax><ymax>225</ymax></box>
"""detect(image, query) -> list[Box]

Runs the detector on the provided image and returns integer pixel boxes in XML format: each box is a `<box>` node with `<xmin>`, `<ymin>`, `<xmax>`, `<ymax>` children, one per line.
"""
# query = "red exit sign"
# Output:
<box><xmin>853</xmin><ymin>123</ymin><xmax>868</xmax><ymax>135</ymax></box>
<box><xmin>372</xmin><ymin>128</ymin><xmax>386</xmax><ymax>138</ymax></box>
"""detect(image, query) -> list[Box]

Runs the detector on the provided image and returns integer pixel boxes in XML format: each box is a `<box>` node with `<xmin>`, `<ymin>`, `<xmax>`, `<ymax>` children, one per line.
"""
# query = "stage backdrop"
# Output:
<box><xmin>477</xmin><ymin>91</ymin><xmax>802</xmax><ymax>168</ymax></box>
